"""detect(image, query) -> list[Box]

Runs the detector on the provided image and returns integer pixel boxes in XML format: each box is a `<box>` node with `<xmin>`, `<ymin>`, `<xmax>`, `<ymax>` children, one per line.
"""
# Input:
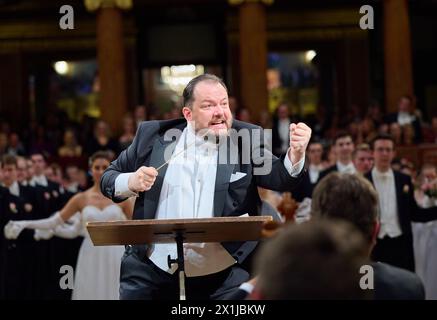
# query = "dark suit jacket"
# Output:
<box><xmin>365</xmin><ymin>170</ymin><xmax>437</xmax><ymax>236</ymax></box>
<box><xmin>365</xmin><ymin>170</ymin><xmax>437</xmax><ymax>271</ymax></box>
<box><xmin>101</xmin><ymin>118</ymin><xmax>305</xmax><ymax>263</ymax></box>
<box><xmin>290</xmin><ymin>170</ymin><xmax>314</xmax><ymax>202</ymax></box>
<box><xmin>317</xmin><ymin>164</ymin><xmax>338</xmax><ymax>183</ymax></box>
<box><xmin>222</xmin><ymin>261</ymin><xmax>425</xmax><ymax>300</ymax></box>
<box><xmin>373</xmin><ymin>262</ymin><xmax>425</xmax><ymax>300</ymax></box>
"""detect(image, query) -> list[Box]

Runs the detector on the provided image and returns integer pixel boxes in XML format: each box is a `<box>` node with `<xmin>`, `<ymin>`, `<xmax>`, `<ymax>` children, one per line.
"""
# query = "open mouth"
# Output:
<box><xmin>209</xmin><ymin>120</ymin><xmax>226</xmax><ymax>129</ymax></box>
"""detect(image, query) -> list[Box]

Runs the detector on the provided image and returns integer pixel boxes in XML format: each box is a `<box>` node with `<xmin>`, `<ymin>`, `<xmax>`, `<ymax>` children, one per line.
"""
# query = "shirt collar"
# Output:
<box><xmin>33</xmin><ymin>175</ymin><xmax>48</xmax><ymax>187</ymax></box>
<box><xmin>372</xmin><ymin>167</ymin><xmax>393</xmax><ymax>179</ymax></box>
<box><xmin>8</xmin><ymin>181</ymin><xmax>20</xmax><ymax>197</ymax></box>
<box><xmin>336</xmin><ymin>161</ymin><xmax>356</xmax><ymax>173</ymax></box>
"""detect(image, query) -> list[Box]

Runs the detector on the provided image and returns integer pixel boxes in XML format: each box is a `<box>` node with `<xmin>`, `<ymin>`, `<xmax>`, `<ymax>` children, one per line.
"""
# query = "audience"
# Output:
<box><xmin>353</xmin><ymin>143</ymin><xmax>374</xmax><ymax>175</ymax></box>
<box><xmin>312</xmin><ymin>172</ymin><xmax>425</xmax><ymax>299</ymax></box>
<box><xmin>253</xmin><ymin>220</ymin><xmax>370</xmax><ymax>300</ymax></box>
<box><xmin>1</xmin><ymin>91</ymin><xmax>437</xmax><ymax>300</ymax></box>
<box><xmin>366</xmin><ymin>134</ymin><xmax>437</xmax><ymax>271</ymax></box>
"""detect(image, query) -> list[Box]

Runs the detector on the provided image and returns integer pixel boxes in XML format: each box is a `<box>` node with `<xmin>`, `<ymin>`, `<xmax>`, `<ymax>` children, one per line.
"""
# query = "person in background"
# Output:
<box><xmin>118</xmin><ymin>114</ymin><xmax>136</xmax><ymax>151</ymax></box>
<box><xmin>312</xmin><ymin>172</ymin><xmax>426</xmax><ymax>300</ymax></box>
<box><xmin>252</xmin><ymin>220</ymin><xmax>369</xmax><ymax>300</ymax></box>
<box><xmin>384</xmin><ymin>95</ymin><xmax>422</xmax><ymax>143</ymax></box>
<box><xmin>293</xmin><ymin>140</ymin><xmax>325</xmax><ymax>201</ymax></box>
<box><xmin>7</xmin><ymin>133</ymin><xmax>26</xmax><ymax>157</ymax></box>
<box><xmin>414</xmin><ymin>163</ymin><xmax>437</xmax><ymax>208</ymax></box>
<box><xmin>134</xmin><ymin>105</ymin><xmax>147</xmax><ymax>127</ymax></box>
<box><xmin>272</xmin><ymin>103</ymin><xmax>300</xmax><ymax>156</ymax></box>
<box><xmin>236</xmin><ymin>108</ymin><xmax>252</xmax><ymax>123</ymax></box>
<box><xmin>4</xmin><ymin>151</ymin><xmax>133</xmax><ymax>300</ymax></box>
<box><xmin>353</xmin><ymin>143</ymin><xmax>374</xmax><ymax>175</ymax></box>
<box><xmin>85</xmin><ymin>120</ymin><xmax>118</xmax><ymax>158</ymax></box>
<box><xmin>365</xmin><ymin>134</ymin><xmax>437</xmax><ymax>272</ymax></box>
<box><xmin>0</xmin><ymin>155</ymin><xmax>40</xmax><ymax>299</ymax></box>
<box><xmin>58</xmin><ymin>129</ymin><xmax>82</xmax><ymax>158</ymax></box>
<box><xmin>318</xmin><ymin>131</ymin><xmax>356</xmax><ymax>181</ymax></box>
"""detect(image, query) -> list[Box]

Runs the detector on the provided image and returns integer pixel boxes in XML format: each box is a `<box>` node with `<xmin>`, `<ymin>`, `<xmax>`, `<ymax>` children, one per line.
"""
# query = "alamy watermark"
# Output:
<box><xmin>162</xmin><ymin>127</ymin><xmax>274</xmax><ymax>176</ymax></box>
<box><xmin>59</xmin><ymin>265</ymin><xmax>74</xmax><ymax>290</ymax></box>
<box><xmin>359</xmin><ymin>5</ymin><xmax>374</xmax><ymax>30</ymax></box>
<box><xmin>359</xmin><ymin>264</ymin><xmax>374</xmax><ymax>290</ymax></box>
<box><xmin>59</xmin><ymin>5</ymin><xmax>74</xmax><ymax>30</ymax></box>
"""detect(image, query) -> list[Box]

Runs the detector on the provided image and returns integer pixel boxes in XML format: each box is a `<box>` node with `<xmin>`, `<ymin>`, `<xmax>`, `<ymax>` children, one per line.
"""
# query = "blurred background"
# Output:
<box><xmin>1</xmin><ymin>0</ymin><xmax>437</xmax><ymax>300</ymax></box>
<box><xmin>0</xmin><ymin>1</ymin><xmax>435</xmax><ymax>157</ymax></box>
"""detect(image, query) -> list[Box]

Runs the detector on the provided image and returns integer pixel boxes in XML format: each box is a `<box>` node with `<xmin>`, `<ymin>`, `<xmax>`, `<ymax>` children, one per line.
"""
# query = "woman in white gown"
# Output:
<box><xmin>4</xmin><ymin>151</ymin><xmax>133</xmax><ymax>300</ymax></box>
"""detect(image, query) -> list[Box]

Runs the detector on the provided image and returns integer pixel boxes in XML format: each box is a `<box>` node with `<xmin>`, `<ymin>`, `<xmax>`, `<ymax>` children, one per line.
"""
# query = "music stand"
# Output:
<box><xmin>87</xmin><ymin>216</ymin><xmax>272</xmax><ymax>300</ymax></box>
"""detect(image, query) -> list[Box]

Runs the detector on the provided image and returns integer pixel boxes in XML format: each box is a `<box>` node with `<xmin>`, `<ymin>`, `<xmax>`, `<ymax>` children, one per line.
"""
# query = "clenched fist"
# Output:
<box><xmin>288</xmin><ymin>122</ymin><xmax>312</xmax><ymax>164</ymax></box>
<box><xmin>128</xmin><ymin>166</ymin><xmax>158</xmax><ymax>193</ymax></box>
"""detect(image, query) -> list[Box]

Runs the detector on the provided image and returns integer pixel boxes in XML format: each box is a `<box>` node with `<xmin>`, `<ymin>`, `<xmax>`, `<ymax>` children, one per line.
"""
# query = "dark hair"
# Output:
<box><xmin>312</xmin><ymin>172</ymin><xmax>378</xmax><ymax>244</ymax></box>
<box><xmin>30</xmin><ymin>152</ymin><xmax>47</xmax><ymax>162</ymax></box>
<box><xmin>182</xmin><ymin>74</ymin><xmax>228</xmax><ymax>109</ymax></box>
<box><xmin>255</xmin><ymin>220</ymin><xmax>369</xmax><ymax>300</ymax></box>
<box><xmin>89</xmin><ymin>151</ymin><xmax>112</xmax><ymax>167</ymax></box>
<box><xmin>370</xmin><ymin>133</ymin><xmax>395</xmax><ymax>150</ymax></box>
<box><xmin>309</xmin><ymin>138</ymin><xmax>323</xmax><ymax>146</ymax></box>
<box><xmin>333</xmin><ymin>131</ymin><xmax>353</xmax><ymax>144</ymax></box>
<box><xmin>1</xmin><ymin>154</ymin><xmax>17</xmax><ymax>168</ymax></box>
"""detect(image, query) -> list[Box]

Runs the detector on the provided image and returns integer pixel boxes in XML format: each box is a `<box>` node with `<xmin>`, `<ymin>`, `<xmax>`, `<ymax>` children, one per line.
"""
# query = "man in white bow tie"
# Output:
<box><xmin>365</xmin><ymin>134</ymin><xmax>437</xmax><ymax>272</ymax></box>
<box><xmin>101</xmin><ymin>73</ymin><xmax>312</xmax><ymax>300</ymax></box>
<box><xmin>318</xmin><ymin>131</ymin><xmax>356</xmax><ymax>183</ymax></box>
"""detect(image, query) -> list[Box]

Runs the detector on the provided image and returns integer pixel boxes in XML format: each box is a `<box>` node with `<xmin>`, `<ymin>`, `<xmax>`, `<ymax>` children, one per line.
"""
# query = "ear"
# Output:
<box><xmin>182</xmin><ymin>107</ymin><xmax>192</xmax><ymax>121</ymax></box>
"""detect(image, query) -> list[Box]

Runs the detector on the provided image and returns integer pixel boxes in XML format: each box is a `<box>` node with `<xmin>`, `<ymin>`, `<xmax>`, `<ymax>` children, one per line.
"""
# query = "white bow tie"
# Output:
<box><xmin>375</xmin><ymin>172</ymin><xmax>391</xmax><ymax>179</ymax></box>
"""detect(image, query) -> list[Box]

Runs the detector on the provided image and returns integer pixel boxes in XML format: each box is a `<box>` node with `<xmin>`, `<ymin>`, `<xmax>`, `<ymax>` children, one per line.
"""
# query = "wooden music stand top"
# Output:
<box><xmin>87</xmin><ymin>216</ymin><xmax>272</xmax><ymax>246</ymax></box>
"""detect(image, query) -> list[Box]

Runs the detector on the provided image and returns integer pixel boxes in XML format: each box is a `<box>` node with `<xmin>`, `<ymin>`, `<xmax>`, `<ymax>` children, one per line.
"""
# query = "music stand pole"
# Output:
<box><xmin>168</xmin><ymin>231</ymin><xmax>186</xmax><ymax>300</ymax></box>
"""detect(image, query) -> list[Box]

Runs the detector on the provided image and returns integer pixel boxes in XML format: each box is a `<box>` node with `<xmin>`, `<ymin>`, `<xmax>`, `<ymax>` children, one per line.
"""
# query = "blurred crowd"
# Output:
<box><xmin>1</xmin><ymin>92</ymin><xmax>437</xmax><ymax>300</ymax></box>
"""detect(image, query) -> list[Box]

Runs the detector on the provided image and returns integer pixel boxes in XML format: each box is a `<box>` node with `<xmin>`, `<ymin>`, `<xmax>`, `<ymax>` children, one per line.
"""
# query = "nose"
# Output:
<box><xmin>213</xmin><ymin>105</ymin><xmax>224</xmax><ymax>117</ymax></box>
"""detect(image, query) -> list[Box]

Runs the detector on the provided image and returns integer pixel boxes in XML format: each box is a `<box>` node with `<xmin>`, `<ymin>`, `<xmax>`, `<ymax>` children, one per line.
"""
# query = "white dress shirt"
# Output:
<box><xmin>8</xmin><ymin>181</ymin><xmax>20</xmax><ymax>197</ymax></box>
<box><xmin>115</xmin><ymin>123</ymin><xmax>305</xmax><ymax>277</ymax></box>
<box><xmin>308</xmin><ymin>164</ymin><xmax>324</xmax><ymax>184</ymax></box>
<box><xmin>149</xmin><ymin>123</ymin><xmax>237</xmax><ymax>277</ymax></box>
<box><xmin>30</xmin><ymin>175</ymin><xmax>48</xmax><ymax>187</ymax></box>
<box><xmin>336</xmin><ymin>161</ymin><xmax>356</xmax><ymax>174</ymax></box>
<box><xmin>397</xmin><ymin>112</ymin><xmax>415</xmax><ymax>126</ymax></box>
<box><xmin>371</xmin><ymin>168</ymin><xmax>403</xmax><ymax>239</ymax></box>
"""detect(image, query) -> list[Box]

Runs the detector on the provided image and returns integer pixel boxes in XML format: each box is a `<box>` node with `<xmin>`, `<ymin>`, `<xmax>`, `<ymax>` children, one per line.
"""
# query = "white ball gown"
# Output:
<box><xmin>72</xmin><ymin>204</ymin><xmax>126</xmax><ymax>300</ymax></box>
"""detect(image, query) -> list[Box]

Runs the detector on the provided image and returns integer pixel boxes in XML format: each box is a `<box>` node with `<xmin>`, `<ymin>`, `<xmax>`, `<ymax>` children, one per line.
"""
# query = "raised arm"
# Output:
<box><xmin>254</xmin><ymin>123</ymin><xmax>310</xmax><ymax>191</ymax></box>
<box><xmin>4</xmin><ymin>192</ymin><xmax>84</xmax><ymax>239</ymax></box>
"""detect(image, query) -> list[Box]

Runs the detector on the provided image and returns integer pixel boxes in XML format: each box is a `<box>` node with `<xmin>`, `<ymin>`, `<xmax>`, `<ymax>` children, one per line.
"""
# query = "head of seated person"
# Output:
<box><xmin>253</xmin><ymin>219</ymin><xmax>370</xmax><ymax>300</ymax></box>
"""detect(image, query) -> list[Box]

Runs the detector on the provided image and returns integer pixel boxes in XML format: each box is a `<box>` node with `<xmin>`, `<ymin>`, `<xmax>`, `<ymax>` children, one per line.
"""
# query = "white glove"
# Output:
<box><xmin>4</xmin><ymin>212</ymin><xmax>64</xmax><ymax>239</ymax></box>
<box><xmin>52</xmin><ymin>217</ymin><xmax>82</xmax><ymax>239</ymax></box>
<box><xmin>4</xmin><ymin>220</ymin><xmax>27</xmax><ymax>239</ymax></box>
<box><xmin>34</xmin><ymin>229</ymin><xmax>54</xmax><ymax>241</ymax></box>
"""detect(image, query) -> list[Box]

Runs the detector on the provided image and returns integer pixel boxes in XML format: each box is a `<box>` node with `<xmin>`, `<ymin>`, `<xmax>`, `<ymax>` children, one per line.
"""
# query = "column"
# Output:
<box><xmin>230</xmin><ymin>0</ymin><xmax>272</xmax><ymax>123</ymax></box>
<box><xmin>85</xmin><ymin>0</ymin><xmax>132</xmax><ymax>134</ymax></box>
<box><xmin>383</xmin><ymin>0</ymin><xmax>414</xmax><ymax>112</ymax></box>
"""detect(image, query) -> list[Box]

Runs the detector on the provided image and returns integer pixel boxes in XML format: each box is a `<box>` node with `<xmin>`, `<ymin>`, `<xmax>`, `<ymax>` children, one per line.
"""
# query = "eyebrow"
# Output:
<box><xmin>201</xmin><ymin>98</ymin><xmax>228</xmax><ymax>103</ymax></box>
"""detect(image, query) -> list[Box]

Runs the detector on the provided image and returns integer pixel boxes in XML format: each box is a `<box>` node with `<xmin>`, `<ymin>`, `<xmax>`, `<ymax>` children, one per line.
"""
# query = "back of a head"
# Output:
<box><xmin>311</xmin><ymin>172</ymin><xmax>378</xmax><ymax>244</ymax></box>
<box><xmin>255</xmin><ymin>220</ymin><xmax>369</xmax><ymax>300</ymax></box>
